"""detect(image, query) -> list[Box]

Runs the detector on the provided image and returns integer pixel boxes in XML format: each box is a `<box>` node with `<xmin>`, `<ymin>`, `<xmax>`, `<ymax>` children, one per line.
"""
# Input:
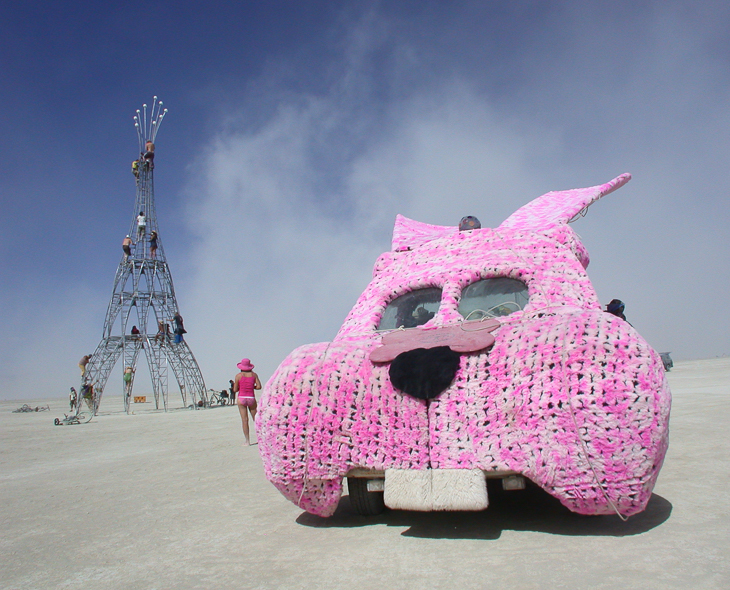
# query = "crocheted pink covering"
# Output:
<box><xmin>257</xmin><ymin>173</ymin><xmax>671</xmax><ymax>518</ymax></box>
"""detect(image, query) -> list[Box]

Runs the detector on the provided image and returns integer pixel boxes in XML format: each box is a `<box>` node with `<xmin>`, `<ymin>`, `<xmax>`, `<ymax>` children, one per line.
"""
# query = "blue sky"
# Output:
<box><xmin>1</xmin><ymin>1</ymin><xmax>729</xmax><ymax>400</ymax></box>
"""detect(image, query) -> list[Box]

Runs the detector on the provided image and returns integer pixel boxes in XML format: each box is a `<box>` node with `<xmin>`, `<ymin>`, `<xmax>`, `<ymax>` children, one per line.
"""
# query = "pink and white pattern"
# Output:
<box><xmin>257</xmin><ymin>173</ymin><xmax>671</xmax><ymax>518</ymax></box>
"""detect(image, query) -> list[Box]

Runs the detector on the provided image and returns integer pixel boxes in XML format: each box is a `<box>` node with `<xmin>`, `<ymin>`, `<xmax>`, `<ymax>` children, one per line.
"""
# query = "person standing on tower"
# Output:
<box><xmin>234</xmin><ymin>358</ymin><xmax>262</xmax><ymax>445</ymax></box>
<box><xmin>137</xmin><ymin>212</ymin><xmax>146</xmax><ymax>238</ymax></box>
<box><xmin>149</xmin><ymin>231</ymin><xmax>158</xmax><ymax>259</ymax></box>
<box><xmin>122</xmin><ymin>235</ymin><xmax>133</xmax><ymax>261</ymax></box>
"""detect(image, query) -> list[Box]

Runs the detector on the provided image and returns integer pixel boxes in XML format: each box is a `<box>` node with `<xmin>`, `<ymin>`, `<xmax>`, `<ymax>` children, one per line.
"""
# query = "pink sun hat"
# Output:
<box><xmin>237</xmin><ymin>358</ymin><xmax>254</xmax><ymax>371</ymax></box>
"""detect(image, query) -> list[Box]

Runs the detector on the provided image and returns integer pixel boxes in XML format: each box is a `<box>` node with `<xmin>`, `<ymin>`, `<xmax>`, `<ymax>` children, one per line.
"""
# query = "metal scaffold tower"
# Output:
<box><xmin>79</xmin><ymin>97</ymin><xmax>207</xmax><ymax>414</ymax></box>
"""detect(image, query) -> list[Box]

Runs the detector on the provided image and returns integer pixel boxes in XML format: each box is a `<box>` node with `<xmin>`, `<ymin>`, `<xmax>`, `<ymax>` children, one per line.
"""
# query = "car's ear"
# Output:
<box><xmin>386</xmin><ymin>174</ymin><xmax>629</xmax><ymax>271</ymax></box>
<box><xmin>499</xmin><ymin>173</ymin><xmax>630</xmax><ymax>231</ymax></box>
<box><xmin>390</xmin><ymin>215</ymin><xmax>458</xmax><ymax>252</ymax></box>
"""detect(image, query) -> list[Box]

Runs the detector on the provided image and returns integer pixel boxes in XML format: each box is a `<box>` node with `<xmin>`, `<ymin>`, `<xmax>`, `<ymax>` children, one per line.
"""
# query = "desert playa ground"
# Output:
<box><xmin>2</xmin><ymin>358</ymin><xmax>729</xmax><ymax>590</ymax></box>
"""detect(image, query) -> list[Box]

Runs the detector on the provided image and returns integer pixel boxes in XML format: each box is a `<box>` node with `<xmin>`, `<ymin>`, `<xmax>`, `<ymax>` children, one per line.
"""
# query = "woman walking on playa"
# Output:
<box><xmin>234</xmin><ymin>358</ymin><xmax>261</xmax><ymax>445</ymax></box>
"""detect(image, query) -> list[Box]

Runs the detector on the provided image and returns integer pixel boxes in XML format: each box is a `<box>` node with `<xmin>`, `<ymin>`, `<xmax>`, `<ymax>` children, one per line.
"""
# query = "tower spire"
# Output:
<box><xmin>134</xmin><ymin>97</ymin><xmax>168</xmax><ymax>153</ymax></box>
<box><xmin>79</xmin><ymin>97</ymin><xmax>207</xmax><ymax>414</ymax></box>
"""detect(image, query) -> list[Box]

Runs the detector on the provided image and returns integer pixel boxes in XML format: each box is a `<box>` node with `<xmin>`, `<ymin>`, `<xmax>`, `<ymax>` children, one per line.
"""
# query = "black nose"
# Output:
<box><xmin>388</xmin><ymin>346</ymin><xmax>461</xmax><ymax>400</ymax></box>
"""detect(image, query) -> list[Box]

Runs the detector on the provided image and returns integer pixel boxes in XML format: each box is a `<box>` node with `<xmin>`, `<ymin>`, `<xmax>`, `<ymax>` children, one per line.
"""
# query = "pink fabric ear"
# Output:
<box><xmin>499</xmin><ymin>173</ymin><xmax>631</xmax><ymax>231</ymax></box>
<box><xmin>390</xmin><ymin>174</ymin><xmax>630</xmax><ymax>251</ymax></box>
<box><xmin>391</xmin><ymin>215</ymin><xmax>459</xmax><ymax>252</ymax></box>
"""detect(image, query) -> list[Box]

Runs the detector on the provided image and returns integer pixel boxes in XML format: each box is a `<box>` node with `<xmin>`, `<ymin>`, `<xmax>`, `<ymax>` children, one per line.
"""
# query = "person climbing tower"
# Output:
<box><xmin>144</xmin><ymin>140</ymin><xmax>155</xmax><ymax>169</ymax></box>
<box><xmin>154</xmin><ymin>320</ymin><xmax>170</xmax><ymax>344</ymax></box>
<box><xmin>79</xmin><ymin>354</ymin><xmax>92</xmax><ymax>376</ymax></box>
<box><xmin>137</xmin><ymin>211</ymin><xmax>146</xmax><ymax>238</ymax></box>
<box><xmin>80</xmin><ymin>382</ymin><xmax>96</xmax><ymax>411</ymax></box>
<box><xmin>149</xmin><ymin>231</ymin><xmax>158</xmax><ymax>259</ymax></box>
<box><xmin>173</xmin><ymin>312</ymin><xmax>186</xmax><ymax>343</ymax></box>
<box><xmin>131</xmin><ymin>159</ymin><xmax>140</xmax><ymax>180</ymax></box>
<box><xmin>122</xmin><ymin>235</ymin><xmax>133</xmax><ymax>261</ymax></box>
<box><xmin>123</xmin><ymin>366</ymin><xmax>135</xmax><ymax>398</ymax></box>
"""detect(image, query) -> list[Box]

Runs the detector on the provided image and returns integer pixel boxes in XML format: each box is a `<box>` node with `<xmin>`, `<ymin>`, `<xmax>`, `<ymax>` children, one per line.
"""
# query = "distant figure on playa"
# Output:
<box><xmin>122</xmin><ymin>235</ymin><xmax>133</xmax><ymax>261</ymax></box>
<box><xmin>79</xmin><ymin>354</ymin><xmax>92</xmax><ymax>376</ymax></box>
<box><xmin>234</xmin><ymin>358</ymin><xmax>261</xmax><ymax>445</ymax></box>
<box><xmin>149</xmin><ymin>231</ymin><xmax>158</xmax><ymax>259</ymax></box>
<box><xmin>137</xmin><ymin>212</ymin><xmax>146</xmax><ymax>238</ymax></box>
<box><xmin>229</xmin><ymin>379</ymin><xmax>235</xmax><ymax>401</ymax></box>
<box><xmin>69</xmin><ymin>387</ymin><xmax>77</xmax><ymax>411</ymax></box>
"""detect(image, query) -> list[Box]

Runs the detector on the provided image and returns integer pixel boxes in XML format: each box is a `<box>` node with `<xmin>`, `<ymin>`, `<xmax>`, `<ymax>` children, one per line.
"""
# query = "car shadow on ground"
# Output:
<box><xmin>296</xmin><ymin>481</ymin><xmax>672</xmax><ymax>539</ymax></box>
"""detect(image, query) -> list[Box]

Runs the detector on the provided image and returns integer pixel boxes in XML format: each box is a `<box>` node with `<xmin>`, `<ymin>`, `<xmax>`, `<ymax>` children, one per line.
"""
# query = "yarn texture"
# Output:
<box><xmin>257</xmin><ymin>173</ymin><xmax>671</xmax><ymax>518</ymax></box>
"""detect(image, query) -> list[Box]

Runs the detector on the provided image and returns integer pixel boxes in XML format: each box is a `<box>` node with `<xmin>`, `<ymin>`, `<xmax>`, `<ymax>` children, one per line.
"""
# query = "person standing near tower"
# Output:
<box><xmin>234</xmin><ymin>359</ymin><xmax>261</xmax><ymax>445</ymax></box>
<box><xmin>69</xmin><ymin>387</ymin><xmax>77</xmax><ymax>411</ymax></box>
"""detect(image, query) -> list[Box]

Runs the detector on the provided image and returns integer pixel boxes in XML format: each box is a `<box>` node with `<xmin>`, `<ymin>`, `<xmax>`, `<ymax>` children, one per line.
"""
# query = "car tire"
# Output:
<box><xmin>347</xmin><ymin>477</ymin><xmax>385</xmax><ymax>516</ymax></box>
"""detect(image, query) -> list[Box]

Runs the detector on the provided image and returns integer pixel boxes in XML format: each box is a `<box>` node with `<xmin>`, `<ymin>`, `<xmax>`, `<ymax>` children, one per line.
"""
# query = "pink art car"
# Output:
<box><xmin>257</xmin><ymin>173</ymin><xmax>671</xmax><ymax>519</ymax></box>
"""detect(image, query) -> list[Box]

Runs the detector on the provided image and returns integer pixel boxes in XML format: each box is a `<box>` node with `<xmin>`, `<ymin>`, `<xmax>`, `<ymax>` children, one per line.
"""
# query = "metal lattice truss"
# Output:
<box><xmin>81</xmin><ymin>99</ymin><xmax>206</xmax><ymax>414</ymax></box>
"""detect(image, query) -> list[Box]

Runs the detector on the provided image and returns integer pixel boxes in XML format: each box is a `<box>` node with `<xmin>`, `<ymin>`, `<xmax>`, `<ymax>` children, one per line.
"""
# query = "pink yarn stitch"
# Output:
<box><xmin>257</xmin><ymin>174</ymin><xmax>671</xmax><ymax>518</ymax></box>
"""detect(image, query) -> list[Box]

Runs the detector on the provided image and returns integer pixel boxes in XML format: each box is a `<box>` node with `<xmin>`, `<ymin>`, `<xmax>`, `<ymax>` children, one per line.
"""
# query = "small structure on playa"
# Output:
<box><xmin>77</xmin><ymin>98</ymin><xmax>207</xmax><ymax>414</ymax></box>
<box><xmin>257</xmin><ymin>173</ymin><xmax>671</xmax><ymax>519</ymax></box>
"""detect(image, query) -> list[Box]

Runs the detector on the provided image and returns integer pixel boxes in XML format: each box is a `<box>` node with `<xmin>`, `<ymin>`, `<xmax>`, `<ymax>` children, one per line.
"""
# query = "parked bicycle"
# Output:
<box><xmin>205</xmin><ymin>389</ymin><xmax>233</xmax><ymax>408</ymax></box>
<box><xmin>54</xmin><ymin>411</ymin><xmax>93</xmax><ymax>426</ymax></box>
<box><xmin>13</xmin><ymin>404</ymin><xmax>50</xmax><ymax>413</ymax></box>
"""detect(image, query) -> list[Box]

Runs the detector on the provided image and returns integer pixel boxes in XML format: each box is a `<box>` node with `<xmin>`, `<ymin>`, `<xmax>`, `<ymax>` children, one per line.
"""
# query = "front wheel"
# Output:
<box><xmin>54</xmin><ymin>418</ymin><xmax>60</xmax><ymax>426</ymax></box>
<box><xmin>347</xmin><ymin>477</ymin><xmax>386</xmax><ymax>516</ymax></box>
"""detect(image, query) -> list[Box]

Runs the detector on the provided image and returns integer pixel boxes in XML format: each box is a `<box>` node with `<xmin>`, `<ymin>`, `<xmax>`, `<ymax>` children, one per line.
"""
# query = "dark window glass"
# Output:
<box><xmin>458</xmin><ymin>278</ymin><xmax>529</xmax><ymax>320</ymax></box>
<box><xmin>378</xmin><ymin>288</ymin><xmax>442</xmax><ymax>330</ymax></box>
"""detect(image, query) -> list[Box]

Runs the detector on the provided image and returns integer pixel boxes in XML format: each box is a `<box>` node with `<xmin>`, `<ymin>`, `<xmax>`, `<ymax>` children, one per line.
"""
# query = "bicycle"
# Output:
<box><xmin>13</xmin><ymin>404</ymin><xmax>51</xmax><ymax>413</ymax></box>
<box><xmin>205</xmin><ymin>389</ymin><xmax>230</xmax><ymax>407</ymax></box>
<box><xmin>54</xmin><ymin>411</ymin><xmax>93</xmax><ymax>426</ymax></box>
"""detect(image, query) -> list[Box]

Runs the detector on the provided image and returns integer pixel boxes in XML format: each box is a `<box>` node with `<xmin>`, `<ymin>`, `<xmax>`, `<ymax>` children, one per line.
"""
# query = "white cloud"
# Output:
<box><xmin>180</xmin><ymin>5</ymin><xmax>729</xmax><ymax>392</ymax></box>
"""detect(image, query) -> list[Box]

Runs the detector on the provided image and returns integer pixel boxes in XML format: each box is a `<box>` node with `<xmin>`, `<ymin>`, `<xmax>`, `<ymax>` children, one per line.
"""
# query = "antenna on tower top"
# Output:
<box><xmin>133</xmin><ymin>96</ymin><xmax>168</xmax><ymax>153</ymax></box>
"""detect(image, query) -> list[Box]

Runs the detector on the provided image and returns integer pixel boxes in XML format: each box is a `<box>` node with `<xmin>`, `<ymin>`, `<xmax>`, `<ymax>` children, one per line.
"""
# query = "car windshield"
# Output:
<box><xmin>458</xmin><ymin>278</ymin><xmax>529</xmax><ymax>320</ymax></box>
<box><xmin>378</xmin><ymin>288</ymin><xmax>442</xmax><ymax>330</ymax></box>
